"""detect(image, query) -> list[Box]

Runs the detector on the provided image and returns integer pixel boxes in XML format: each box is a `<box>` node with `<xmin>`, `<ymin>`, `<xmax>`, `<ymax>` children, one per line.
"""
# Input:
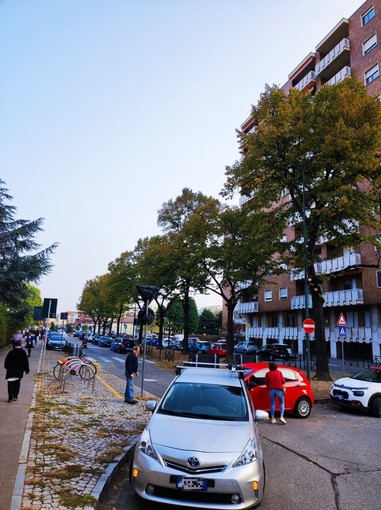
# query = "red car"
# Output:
<box><xmin>206</xmin><ymin>342</ymin><xmax>228</xmax><ymax>357</ymax></box>
<box><xmin>243</xmin><ymin>362</ymin><xmax>315</xmax><ymax>418</ymax></box>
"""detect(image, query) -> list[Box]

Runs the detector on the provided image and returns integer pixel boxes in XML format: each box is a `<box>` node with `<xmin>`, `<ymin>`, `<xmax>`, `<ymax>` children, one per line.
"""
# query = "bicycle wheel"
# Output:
<box><xmin>53</xmin><ymin>363</ymin><xmax>64</xmax><ymax>380</ymax></box>
<box><xmin>79</xmin><ymin>362</ymin><xmax>97</xmax><ymax>380</ymax></box>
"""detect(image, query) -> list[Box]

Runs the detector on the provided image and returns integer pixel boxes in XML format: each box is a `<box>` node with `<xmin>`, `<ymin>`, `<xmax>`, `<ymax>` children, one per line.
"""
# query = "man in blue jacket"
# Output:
<box><xmin>124</xmin><ymin>346</ymin><xmax>139</xmax><ymax>404</ymax></box>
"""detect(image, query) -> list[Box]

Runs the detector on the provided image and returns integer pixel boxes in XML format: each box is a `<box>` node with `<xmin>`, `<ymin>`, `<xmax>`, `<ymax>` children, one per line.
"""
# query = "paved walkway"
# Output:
<box><xmin>0</xmin><ymin>341</ymin><xmax>152</xmax><ymax>510</ymax></box>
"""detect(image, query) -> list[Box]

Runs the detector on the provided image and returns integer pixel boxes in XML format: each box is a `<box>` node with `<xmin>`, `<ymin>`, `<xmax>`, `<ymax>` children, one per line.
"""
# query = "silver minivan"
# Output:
<box><xmin>130</xmin><ymin>365</ymin><xmax>269</xmax><ymax>508</ymax></box>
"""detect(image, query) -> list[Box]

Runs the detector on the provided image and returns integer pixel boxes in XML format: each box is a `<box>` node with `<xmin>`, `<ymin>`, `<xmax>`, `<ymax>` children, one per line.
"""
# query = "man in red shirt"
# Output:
<box><xmin>265</xmin><ymin>361</ymin><xmax>286</xmax><ymax>424</ymax></box>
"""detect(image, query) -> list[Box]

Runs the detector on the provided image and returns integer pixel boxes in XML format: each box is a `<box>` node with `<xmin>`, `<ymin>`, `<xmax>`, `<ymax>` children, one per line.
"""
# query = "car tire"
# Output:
<box><xmin>370</xmin><ymin>396</ymin><xmax>381</xmax><ymax>417</ymax></box>
<box><xmin>294</xmin><ymin>397</ymin><xmax>312</xmax><ymax>418</ymax></box>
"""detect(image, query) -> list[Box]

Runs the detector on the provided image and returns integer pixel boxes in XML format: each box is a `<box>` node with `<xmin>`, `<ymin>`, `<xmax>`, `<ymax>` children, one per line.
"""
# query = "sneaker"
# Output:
<box><xmin>279</xmin><ymin>417</ymin><xmax>287</xmax><ymax>424</ymax></box>
<box><xmin>127</xmin><ymin>400</ymin><xmax>138</xmax><ymax>405</ymax></box>
<box><xmin>270</xmin><ymin>417</ymin><xmax>276</xmax><ymax>424</ymax></box>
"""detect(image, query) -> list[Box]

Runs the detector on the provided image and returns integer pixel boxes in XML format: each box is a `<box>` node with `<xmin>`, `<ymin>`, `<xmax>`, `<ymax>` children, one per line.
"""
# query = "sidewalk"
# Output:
<box><xmin>0</xmin><ymin>341</ymin><xmax>152</xmax><ymax>510</ymax></box>
<box><xmin>0</xmin><ymin>342</ymin><xmax>40</xmax><ymax>510</ymax></box>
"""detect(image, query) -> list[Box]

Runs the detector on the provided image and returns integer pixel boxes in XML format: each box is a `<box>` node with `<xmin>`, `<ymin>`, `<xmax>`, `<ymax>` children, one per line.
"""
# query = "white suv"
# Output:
<box><xmin>330</xmin><ymin>367</ymin><xmax>381</xmax><ymax>417</ymax></box>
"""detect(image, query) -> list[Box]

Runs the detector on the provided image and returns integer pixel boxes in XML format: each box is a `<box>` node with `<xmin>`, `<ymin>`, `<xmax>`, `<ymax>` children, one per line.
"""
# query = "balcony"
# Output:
<box><xmin>291</xmin><ymin>288</ymin><xmax>364</xmax><ymax>309</ymax></box>
<box><xmin>315</xmin><ymin>38</ymin><xmax>350</xmax><ymax>80</ymax></box>
<box><xmin>327</xmin><ymin>66</ymin><xmax>351</xmax><ymax>85</ymax></box>
<box><xmin>320</xmin><ymin>252</ymin><xmax>361</xmax><ymax>274</ymax></box>
<box><xmin>291</xmin><ymin>253</ymin><xmax>361</xmax><ymax>280</ymax></box>
<box><xmin>235</xmin><ymin>301</ymin><xmax>259</xmax><ymax>314</ymax></box>
<box><xmin>294</xmin><ymin>71</ymin><xmax>316</xmax><ymax>92</ymax></box>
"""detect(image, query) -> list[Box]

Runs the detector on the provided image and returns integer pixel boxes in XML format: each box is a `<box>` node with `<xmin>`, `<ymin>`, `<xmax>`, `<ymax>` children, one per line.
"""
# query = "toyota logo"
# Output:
<box><xmin>187</xmin><ymin>457</ymin><xmax>200</xmax><ymax>468</ymax></box>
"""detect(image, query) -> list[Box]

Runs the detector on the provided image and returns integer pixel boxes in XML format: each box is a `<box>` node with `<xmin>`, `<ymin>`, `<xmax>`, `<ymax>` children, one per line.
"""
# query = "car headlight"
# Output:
<box><xmin>233</xmin><ymin>439</ymin><xmax>258</xmax><ymax>467</ymax></box>
<box><xmin>353</xmin><ymin>390</ymin><xmax>365</xmax><ymax>396</ymax></box>
<box><xmin>137</xmin><ymin>429</ymin><xmax>158</xmax><ymax>460</ymax></box>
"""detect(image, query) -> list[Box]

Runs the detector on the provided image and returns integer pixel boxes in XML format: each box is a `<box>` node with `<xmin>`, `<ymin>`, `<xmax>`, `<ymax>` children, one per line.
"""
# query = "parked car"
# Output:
<box><xmin>46</xmin><ymin>332</ymin><xmax>66</xmax><ymax>351</ymax></box>
<box><xmin>206</xmin><ymin>342</ymin><xmax>227</xmax><ymax>357</ymax></box>
<box><xmin>243</xmin><ymin>362</ymin><xmax>315</xmax><ymax>418</ymax></box>
<box><xmin>330</xmin><ymin>367</ymin><xmax>381</xmax><ymax>417</ymax></box>
<box><xmin>234</xmin><ymin>341</ymin><xmax>258</xmax><ymax>355</ymax></box>
<box><xmin>92</xmin><ymin>334</ymin><xmax>101</xmax><ymax>345</ymax></box>
<box><xmin>115</xmin><ymin>337</ymin><xmax>135</xmax><ymax>354</ymax></box>
<box><xmin>166</xmin><ymin>339</ymin><xmax>183</xmax><ymax>351</ymax></box>
<box><xmin>188</xmin><ymin>339</ymin><xmax>212</xmax><ymax>353</ymax></box>
<box><xmin>257</xmin><ymin>343</ymin><xmax>293</xmax><ymax>362</ymax></box>
<box><xmin>100</xmin><ymin>336</ymin><xmax>113</xmax><ymax>348</ymax></box>
<box><xmin>130</xmin><ymin>365</ymin><xmax>269</xmax><ymax>508</ymax></box>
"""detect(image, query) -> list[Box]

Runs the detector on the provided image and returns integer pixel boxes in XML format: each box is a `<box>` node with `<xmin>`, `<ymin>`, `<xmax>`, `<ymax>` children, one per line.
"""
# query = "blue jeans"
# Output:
<box><xmin>269</xmin><ymin>389</ymin><xmax>285</xmax><ymax>417</ymax></box>
<box><xmin>125</xmin><ymin>372</ymin><xmax>135</xmax><ymax>402</ymax></box>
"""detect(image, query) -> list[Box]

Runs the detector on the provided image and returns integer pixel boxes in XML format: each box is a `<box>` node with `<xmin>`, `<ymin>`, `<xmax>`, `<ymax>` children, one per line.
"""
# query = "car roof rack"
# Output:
<box><xmin>175</xmin><ymin>361</ymin><xmax>245</xmax><ymax>378</ymax></box>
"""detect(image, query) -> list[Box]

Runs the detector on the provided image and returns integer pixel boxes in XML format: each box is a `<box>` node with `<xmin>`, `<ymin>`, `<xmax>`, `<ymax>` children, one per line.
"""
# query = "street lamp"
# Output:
<box><xmin>302</xmin><ymin>167</ymin><xmax>311</xmax><ymax>380</ymax></box>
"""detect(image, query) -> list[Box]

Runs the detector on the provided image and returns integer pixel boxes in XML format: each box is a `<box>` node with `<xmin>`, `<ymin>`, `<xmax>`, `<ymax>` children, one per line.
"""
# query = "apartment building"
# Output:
<box><xmin>235</xmin><ymin>0</ymin><xmax>381</xmax><ymax>360</ymax></box>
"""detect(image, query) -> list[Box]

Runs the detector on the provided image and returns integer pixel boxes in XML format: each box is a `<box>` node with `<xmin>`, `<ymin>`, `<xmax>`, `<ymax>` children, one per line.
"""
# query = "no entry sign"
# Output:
<box><xmin>303</xmin><ymin>318</ymin><xmax>315</xmax><ymax>334</ymax></box>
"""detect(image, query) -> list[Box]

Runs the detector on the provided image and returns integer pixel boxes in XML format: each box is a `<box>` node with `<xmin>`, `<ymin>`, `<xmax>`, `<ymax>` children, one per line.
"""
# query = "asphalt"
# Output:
<box><xmin>0</xmin><ymin>340</ymin><xmax>151</xmax><ymax>510</ymax></box>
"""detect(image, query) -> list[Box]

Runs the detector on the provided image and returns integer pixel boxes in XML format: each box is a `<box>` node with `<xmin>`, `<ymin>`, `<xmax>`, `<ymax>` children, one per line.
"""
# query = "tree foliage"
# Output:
<box><xmin>0</xmin><ymin>180</ymin><xmax>57</xmax><ymax>309</ymax></box>
<box><xmin>224</xmin><ymin>79</ymin><xmax>381</xmax><ymax>379</ymax></box>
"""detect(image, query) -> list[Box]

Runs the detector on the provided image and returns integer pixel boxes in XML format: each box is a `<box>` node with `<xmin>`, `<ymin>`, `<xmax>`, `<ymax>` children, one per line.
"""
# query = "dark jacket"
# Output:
<box><xmin>125</xmin><ymin>352</ymin><xmax>138</xmax><ymax>375</ymax></box>
<box><xmin>4</xmin><ymin>348</ymin><xmax>30</xmax><ymax>379</ymax></box>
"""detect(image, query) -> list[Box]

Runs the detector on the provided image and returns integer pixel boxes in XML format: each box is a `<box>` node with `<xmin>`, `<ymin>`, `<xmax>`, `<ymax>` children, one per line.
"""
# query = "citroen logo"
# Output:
<box><xmin>187</xmin><ymin>457</ymin><xmax>200</xmax><ymax>468</ymax></box>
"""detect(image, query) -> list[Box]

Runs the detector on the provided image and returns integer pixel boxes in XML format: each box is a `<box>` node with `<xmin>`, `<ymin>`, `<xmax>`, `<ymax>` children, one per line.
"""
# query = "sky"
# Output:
<box><xmin>0</xmin><ymin>0</ymin><xmax>364</xmax><ymax>315</ymax></box>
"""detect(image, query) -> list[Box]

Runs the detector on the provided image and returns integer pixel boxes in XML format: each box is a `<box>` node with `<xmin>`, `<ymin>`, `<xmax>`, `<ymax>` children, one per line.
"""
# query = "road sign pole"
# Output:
<box><xmin>303</xmin><ymin>318</ymin><xmax>315</xmax><ymax>380</ymax></box>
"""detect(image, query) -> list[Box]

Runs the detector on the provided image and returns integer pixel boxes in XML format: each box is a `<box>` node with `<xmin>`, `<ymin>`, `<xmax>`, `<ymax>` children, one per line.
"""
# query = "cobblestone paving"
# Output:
<box><xmin>21</xmin><ymin>350</ymin><xmax>153</xmax><ymax>510</ymax></box>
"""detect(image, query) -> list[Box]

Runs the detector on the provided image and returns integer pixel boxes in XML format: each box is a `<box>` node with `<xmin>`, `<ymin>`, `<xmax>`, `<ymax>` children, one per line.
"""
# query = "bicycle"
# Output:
<box><xmin>53</xmin><ymin>354</ymin><xmax>97</xmax><ymax>381</ymax></box>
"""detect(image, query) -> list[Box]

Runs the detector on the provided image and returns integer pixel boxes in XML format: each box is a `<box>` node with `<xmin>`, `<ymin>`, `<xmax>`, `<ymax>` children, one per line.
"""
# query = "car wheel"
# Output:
<box><xmin>370</xmin><ymin>396</ymin><xmax>381</xmax><ymax>417</ymax></box>
<box><xmin>294</xmin><ymin>397</ymin><xmax>312</xmax><ymax>418</ymax></box>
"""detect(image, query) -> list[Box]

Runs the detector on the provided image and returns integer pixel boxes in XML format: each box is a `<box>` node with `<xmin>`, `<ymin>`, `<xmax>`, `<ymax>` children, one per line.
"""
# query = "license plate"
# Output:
<box><xmin>176</xmin><ymin>477</ymin><xmax>207</xmax><ymax>491</ymax></box>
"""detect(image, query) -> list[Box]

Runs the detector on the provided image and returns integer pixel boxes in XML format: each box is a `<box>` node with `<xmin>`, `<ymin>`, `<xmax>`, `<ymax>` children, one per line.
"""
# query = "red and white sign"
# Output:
<box><xmin>303</xmin><ymin>318</ymin><xmax>315</xmax><ymax>334</ymax></box>
<box><xmin>337</xmin><ymin>313</ymin><xmax>347</xmax><ymax>327</ymax></box>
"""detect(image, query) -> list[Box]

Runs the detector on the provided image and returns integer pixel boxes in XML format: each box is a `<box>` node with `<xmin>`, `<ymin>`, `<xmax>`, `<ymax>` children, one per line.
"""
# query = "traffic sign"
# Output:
<box><xmin>339</xmin><ymin>326</ymin><xmax>346</xmax><ymax>336</ymax></box>
<box><xmin>303</xmin><ymin>318</ymin><xmax>315</xmax><ymax>334</ymax></box>
<box><xmin>337</xmin><ymin>313</ymin><xmax>348</xmax><ymax>327</ymax></box>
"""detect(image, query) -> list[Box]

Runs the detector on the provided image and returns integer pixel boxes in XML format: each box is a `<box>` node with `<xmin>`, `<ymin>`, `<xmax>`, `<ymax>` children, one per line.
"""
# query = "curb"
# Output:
<box><xmin>86</xmin><ymin>444</ymin><xmax>135</xmax><ymax>510</ymax></box>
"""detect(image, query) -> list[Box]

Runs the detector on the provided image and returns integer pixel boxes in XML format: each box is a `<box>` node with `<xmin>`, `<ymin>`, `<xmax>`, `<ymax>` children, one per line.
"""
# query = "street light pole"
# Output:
<box><xmin>302</xmin><ymin>167</ymin><xmax>311</xmax><ymax>380</ymax></box>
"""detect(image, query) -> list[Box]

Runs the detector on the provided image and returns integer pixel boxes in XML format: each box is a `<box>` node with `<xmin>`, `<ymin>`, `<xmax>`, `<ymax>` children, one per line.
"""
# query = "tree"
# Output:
<box><xmin>189</xmin><ymin>202</ymin><xmax>285</xmax><ymax>356</ymax></box>
<box><xmin>133</xmin><ymin>235</ymin><xmax>179</xmax><ymax>347</ymax></box>
<box><xmin>107</xmin><ymin>251</ymin><xmax>137</xmax><ymax>336</ymax></box>
<box><xmin>78</xmin><ymin>275</ymin><xmax>115</xmax><ymax>334</ymax></box>
<box><xmin>157</xmin><ymin>188</ymin><xmax>214</xmax><ymax>350</ymax></box>
<box><xmin>0</xmin><ymin>180</ymin><xmax>57</xmax><ymax>309</ymax></box>
<box><xmin>198</xmin><ymin>308</ymin><xmax>220</xmax><ymax>335</ymax></box>
<box><xmin>224</xmin><ymin>79</ymin><xmax>381</xmax><ymax>380</ymax></box>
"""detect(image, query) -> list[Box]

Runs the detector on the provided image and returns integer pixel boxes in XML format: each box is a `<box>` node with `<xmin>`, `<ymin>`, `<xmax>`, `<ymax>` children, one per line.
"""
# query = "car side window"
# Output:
<box><xmin>279</xmin><ymin>368</ymin><xmax>297</xmax><ymax>382</ymax></box>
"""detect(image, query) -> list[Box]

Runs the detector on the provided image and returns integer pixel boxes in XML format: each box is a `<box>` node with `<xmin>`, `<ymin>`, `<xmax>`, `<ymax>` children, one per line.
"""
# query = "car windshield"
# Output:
<box><xmin>351</xmin><ymin>369</ymin><xmax>381</xmax><ymax>383</ymax></box>
<box><xmin>158</xmin><ymin>382</ymin><xmax>248</xmax><ymax>421</ymax></box>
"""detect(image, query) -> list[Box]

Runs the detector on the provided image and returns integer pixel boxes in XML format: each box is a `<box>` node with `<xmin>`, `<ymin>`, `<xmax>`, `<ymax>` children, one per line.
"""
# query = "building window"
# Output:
<box><xmin>377</xmin><ymin>271</ymin><xmax>381</xmax><ymax>288</ymax></box>
<box><xmin>363</xmin><ymin>33</ymin><xmax>377</xmax><ymax>54</ymax></box>
<box><xmin>279</xmin><ymin>287</ymin><xmax>288</xmax><ymax>300</ymax></box>
<box><xmin>264</xmin><ymin>290</ymin><xmax>272</xmax><ymax>302</ymax></box>
<box><xmin>362</xmin><ymin>5</ymin><xmax>375</xmax><ymax>26</ymax></box>
<box><xmin>365</xmin><ymin>64</ymin><xmax>380</xmax><ymax>85</ymax></box>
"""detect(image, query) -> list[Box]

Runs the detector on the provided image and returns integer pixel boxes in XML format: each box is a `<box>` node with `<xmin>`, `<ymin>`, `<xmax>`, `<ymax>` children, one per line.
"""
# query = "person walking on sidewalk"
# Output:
<box><xmin>4</xmin><ymin>338</ymin><xmax>30</xmax><ymax>402</ymax></box>
<box><xmin>124</xmin><ymin>346</ymin><xmax>139</xmax><ymax>404</ymax></box>
<box><xmin>265</xmin><ymin>361</ymin><xmax>287</xmax><ymax>424</ymax></box>
<box><xmin>25</xmin><ymin>330</ymin><xmax>33</xmax><ymax>357</ymax></box>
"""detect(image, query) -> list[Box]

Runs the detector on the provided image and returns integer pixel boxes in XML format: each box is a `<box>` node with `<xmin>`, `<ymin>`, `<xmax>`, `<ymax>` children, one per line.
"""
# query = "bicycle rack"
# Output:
<box><xmin>58</xmin><ymin>357</ymin><xmax>97</xmax><ymax>394</ymax></box>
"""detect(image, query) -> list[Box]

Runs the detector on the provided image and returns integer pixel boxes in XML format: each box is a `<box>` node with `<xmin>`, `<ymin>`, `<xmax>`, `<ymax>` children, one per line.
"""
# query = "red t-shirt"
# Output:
<box><xmin>265</xmin><ymin>369</ymin><xmax>285</xmax><ymax>390</ymax></box>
